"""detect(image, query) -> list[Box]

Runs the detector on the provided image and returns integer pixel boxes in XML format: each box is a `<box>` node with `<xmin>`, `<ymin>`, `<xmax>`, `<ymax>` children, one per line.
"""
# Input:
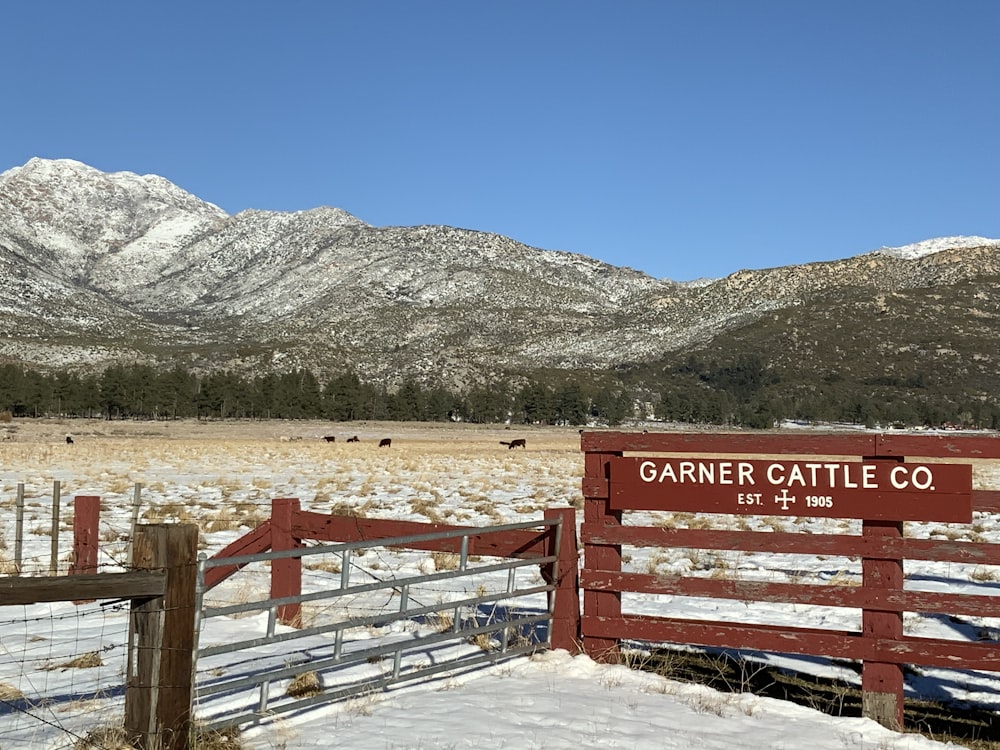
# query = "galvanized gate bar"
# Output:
<box><xmin>193</xmin><ymin>515</ymin><xmax>565</xmax><ymax>730</ymax></box>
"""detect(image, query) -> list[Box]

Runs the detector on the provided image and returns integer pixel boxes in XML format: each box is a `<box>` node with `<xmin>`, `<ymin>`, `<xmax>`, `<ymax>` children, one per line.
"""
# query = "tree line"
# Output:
<box><xmin>0</xmin><ymin>363</ymin><xmax>631</xmax><ymax>426</ymax></box>
<box><xmin>650</xmin><ymin>353</ymin><xmax>1000</xmax><ymax>430</ymax></box>
<box><xmin>2</xmin><ymin>356</ymin><xmax>997</xmax><ymax>430</ymax></box>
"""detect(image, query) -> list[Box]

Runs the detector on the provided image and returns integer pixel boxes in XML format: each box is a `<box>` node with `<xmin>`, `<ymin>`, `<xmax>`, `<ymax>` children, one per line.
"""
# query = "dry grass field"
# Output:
<box><xmin>0</xmin><ymin>416</ymin><xmax>584</xmax><ymax>447</ymax></box>
<box><xmin>0</xmin><ymin>418</ymin><xmax>586</xmax><ymax>572</ymax></box>
<box><xmin>2</xmin><ymin>419</ymin><xmax>998</xmax><ymax>569</ymax></box>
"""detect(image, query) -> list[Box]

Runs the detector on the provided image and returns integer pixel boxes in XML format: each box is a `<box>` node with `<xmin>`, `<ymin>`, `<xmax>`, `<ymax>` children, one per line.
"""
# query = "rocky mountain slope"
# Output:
<box><xmin>1</xmin><ymin>158</ymin><xmax>998</xmax><ymax>390</ymax></box>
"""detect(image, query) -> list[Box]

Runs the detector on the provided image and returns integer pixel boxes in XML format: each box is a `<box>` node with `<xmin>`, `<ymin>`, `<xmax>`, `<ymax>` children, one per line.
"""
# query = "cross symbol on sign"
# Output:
<box><xmin>774</xmin><ymin>489</ymin><xmax>796</xmax><ymax>511</ymax></box>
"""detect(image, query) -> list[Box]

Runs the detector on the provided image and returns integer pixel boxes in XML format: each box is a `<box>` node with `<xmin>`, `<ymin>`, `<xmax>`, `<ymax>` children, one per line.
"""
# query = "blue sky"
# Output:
<box><xmin>2</xmin><ymin>2</ymin><xmax>998</xmax><ymax>281</ymax></box>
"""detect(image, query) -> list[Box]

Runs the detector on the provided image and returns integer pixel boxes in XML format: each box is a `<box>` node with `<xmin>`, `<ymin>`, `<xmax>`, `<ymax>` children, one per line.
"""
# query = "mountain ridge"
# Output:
<box><xmin>1</xmin><ymin>158</ymin><xmax>998</xmax><ymax>390</ymax></box>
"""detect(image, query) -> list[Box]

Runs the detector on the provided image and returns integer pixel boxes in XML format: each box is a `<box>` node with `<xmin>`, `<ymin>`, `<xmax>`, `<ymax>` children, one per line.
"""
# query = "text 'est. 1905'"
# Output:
<box><xmin>608</xmin><ymin>457</ymin><xmax>972</xmax><ymax>522</ymax></box>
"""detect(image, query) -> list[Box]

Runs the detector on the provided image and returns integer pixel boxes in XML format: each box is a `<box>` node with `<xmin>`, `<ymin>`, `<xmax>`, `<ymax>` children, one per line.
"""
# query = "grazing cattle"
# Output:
<box><xmin>323</xmin><ymin>435</ymin><xmax>336</xmax><ymax>443</ymax></box>
<box><xmin>65</xmin><ymin>435</ymin><xmax>74</xmax><ymax>445</ymax></box>
<box><xmin>346</xmin><ymin>435</ymin><xmax>360</xmax><ymax>443</ymax></box>
<box><xmin>378</xmin><ymin>438</ymin><xmax>392</xmax><ymax>448</ymax></box>
<box><xmin>499</xmin><ymin>439</ymin><xmax>526</xmax><ymax>450</ymax></box>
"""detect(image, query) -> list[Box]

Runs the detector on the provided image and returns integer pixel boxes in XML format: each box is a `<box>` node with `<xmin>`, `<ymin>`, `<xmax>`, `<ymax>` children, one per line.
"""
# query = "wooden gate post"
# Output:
<box><xmin>271</xmin><ymin>498</ymin><xmax>303</xmax><ymax>626</ymax></box>
<box><xmin>543</xmin><ymin>507</ymin><xmax>580</xmax><ymax>652</ymax></box>
<box><xmin>581</xmin><ymin>446</ymin><xmax>623</xmax><ymax>662</ymax></box>
<box><xmin>125</xmin><ymin>524</ymin><xmax>199</xmax><ymax>750</ymax></box>
<box><xmin>861</xmin><ymin>518</ymin><xmax>905</xmax><ymax>731</ymax></box>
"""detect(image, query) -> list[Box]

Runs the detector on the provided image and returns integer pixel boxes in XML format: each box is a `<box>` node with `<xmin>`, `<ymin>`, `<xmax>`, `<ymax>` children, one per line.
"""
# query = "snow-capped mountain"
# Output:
<box><xmin>876</xmin><ymin>236</ymin><xmax>1000</xmax><ymax>260</ymax></box>
<box><xmin>1</xmin><ymin>158</ymin><xmax>998</xmax><ymax>388</ymax></box>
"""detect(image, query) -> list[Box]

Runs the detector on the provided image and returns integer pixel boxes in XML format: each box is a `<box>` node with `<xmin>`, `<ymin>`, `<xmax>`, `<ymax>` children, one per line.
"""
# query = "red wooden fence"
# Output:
<box><xmin>580</xmin><ymin>430</ymin><xmax>1000</xmax><ymax>730</ymax></box>
<box><xmin>70</xmin><ymin>498</ymin><xmax>581</xmax><ymax>652</ymax></box>
<box><xmin>206</xmin><ymin>499</ymin><xmax>581</xmax><ymax>650</ymax></box>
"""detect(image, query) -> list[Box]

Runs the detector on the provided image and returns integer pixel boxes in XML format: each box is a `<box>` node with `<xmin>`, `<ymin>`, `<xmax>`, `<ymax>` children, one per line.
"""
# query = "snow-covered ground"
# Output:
<box><xmin>1</xmin><ymin>419</ymin><xmax>997</xmax><ymax>749</ymax></box>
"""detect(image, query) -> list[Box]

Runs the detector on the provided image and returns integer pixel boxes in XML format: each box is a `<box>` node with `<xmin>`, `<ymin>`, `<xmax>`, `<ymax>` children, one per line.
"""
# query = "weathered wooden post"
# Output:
<box><xmin>14</xmin><ymin>483</ymin><xmax>24</xmax><ymax>573</ymax></box>
<box><xmin>861</xmin><ymin>516</ymin><xmax>905</xmax><ymax>730</ymax></box>
<box><xmin>543</xmin><ymin>507</ymin><xmax>581</xmax><ymax>652</ymax></box>
<box><xmin>128</xmin><ymin>482</ymin><xmax>143</xmax><ymax>568</ymax></box>
<box><xmin>125</xmin><ymin>524</ymin><xmax>199</xmax><ymax>750</ymax></box>
<box><xmin>49</xmin><ymin>480</ymin><xmax>61</xmax><ymax>574</ymax></box>
<box><xmin>580</xmin><ymin>435</ymin><xmax>623</xmax><ymax>661</ymax></box>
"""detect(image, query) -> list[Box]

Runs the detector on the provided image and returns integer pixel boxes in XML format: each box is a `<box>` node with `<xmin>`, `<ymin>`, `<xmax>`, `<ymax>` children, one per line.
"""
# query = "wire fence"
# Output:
<box><xmin>0</xmin><ymin>600</ymin><xmax>131</xmax><ymax>749</ymax></box>
<box><xmin>0</xmin><ymin>489</ymin><xmax>563</xmax><ymax>745</ymax></box>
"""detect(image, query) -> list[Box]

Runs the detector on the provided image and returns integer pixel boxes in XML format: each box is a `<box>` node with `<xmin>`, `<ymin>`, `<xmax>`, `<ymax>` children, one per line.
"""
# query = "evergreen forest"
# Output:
<box><xmin>1</xmin><ymin>357</ymin><xmax>998</xmax><ymax>430</ymax></box>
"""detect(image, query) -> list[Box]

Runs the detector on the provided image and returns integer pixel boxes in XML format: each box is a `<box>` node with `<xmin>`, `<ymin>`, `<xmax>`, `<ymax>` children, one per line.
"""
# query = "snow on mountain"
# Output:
<box><xmin>2</xmin><ymin>157</ymin><xmax>999</xmax><ymax>387</ymax></box>
<box><xmin>875</xmin><ymin>235</ymin><xmax>1000</xmax><ymax>260</ymax></box>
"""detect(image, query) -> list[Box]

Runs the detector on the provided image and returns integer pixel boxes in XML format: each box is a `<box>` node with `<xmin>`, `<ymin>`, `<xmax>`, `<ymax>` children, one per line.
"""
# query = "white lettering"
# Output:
<box><xmin>842</xmin><ymin>464</ymin><xmax>859</xmax><ymax>489</ymax></box>
<box><xmin>718</xmin><ymin>462</ymin><xmax>733</xmax><ymax>484</ymax></box>
<box><xmin>786</xmin><ymin>463</ymin><xmax>806</xmax><ymax>487</ymax></box>
<box><xmin>658</xmin><ymin>463</ymin><xmax>678</xmax><ymax>483</ymax></box>
<box><xmin>911</xmin><ymin>466</ymin><xmax>933</xmax><ymax>490</ymax></box>
<box><xmin>699</xmin><ymin>463</ymin><xmax>715</xmax><ymax>483</ymax></box>
<box><xmin>767</xmin><ymin>463</ymin><xmax>784</xmax><ymax>485</ymax></box>
<box><xmin>641</xmin><ymin>457</ymin><xmax>936</xmax><ymax>494</ymax></box>
<box><xmin>803</xmin><ymin>463</ymin><xmax>823</xmax><ymax>485</ymax></box>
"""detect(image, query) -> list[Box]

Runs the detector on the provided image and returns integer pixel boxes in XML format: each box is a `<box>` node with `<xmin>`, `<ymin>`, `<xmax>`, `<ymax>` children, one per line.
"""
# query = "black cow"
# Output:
<box><xmin>499</xmin><ymin>439</ymin><xmax>526</xmax><ymax>450</ymax></box>
<box><xmin>323</xmin><ymin>435</ymin><xmax>336</xmax><ymax>443</ymax></box>
<box><xmin>379</xmin><ymin>438</ymin><xmax>392</xmax><ymax>448</ymax></box>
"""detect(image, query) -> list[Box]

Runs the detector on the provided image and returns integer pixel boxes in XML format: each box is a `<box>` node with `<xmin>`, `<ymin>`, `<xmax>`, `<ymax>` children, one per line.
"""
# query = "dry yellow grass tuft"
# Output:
<box><xmin>286</xmin><ymin>671</ymin><xmax>323</xmax><ymax>698</ymax></box>
<box><xmin>45</xmin><ymin>651</ymin><xmax>103</xmax><ymax>670</ymax></box>
<box><xmin>304</xmin><ymin>558</ymin><xmax>342</xmax><ymax>574</ymax></box>
<box><xmin>72</xmin><ymin>726</ymin><xmax>133</xmax><ymax>750</ymax></box>
<box><xmin>0</xmin><ymin>682</ymin><xmax>24</xmax><ymax>700</ymax></box>
<box><xmin>430</xmin><ymin>551</ymin><xmax>461</xmax><ymax>571</ymax></box>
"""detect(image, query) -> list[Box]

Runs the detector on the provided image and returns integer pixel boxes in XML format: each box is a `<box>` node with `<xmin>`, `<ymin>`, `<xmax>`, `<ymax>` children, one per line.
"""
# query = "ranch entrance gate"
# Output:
<box><xmin>579</xmin><ymin>430</ymin><xmax>1000</xmax><ymax>731</ymax></box>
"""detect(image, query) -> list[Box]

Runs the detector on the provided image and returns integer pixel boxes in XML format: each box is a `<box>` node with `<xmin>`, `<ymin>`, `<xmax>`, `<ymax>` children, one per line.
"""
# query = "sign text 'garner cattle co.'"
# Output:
<box><xmin>609</xmin><ymin>457</ymin><xmax>973</xmax><ymax>523</ymax></box>
<box><xmin>639</xmin><ymin>459</ymin><xmax>936</xmax><ymax>491</ymax></box>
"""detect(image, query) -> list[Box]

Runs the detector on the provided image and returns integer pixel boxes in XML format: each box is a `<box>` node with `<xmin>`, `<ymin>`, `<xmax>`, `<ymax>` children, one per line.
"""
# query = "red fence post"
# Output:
<box><xmin>544</xmin><ymin>507</ymin><xmax>580</xmax><ymax>652</ymax></box>
<box><xmin>582</xmin><ymin>444</ymin><xmax>623</xmax><ymax>662</ymax></box>
<box><xmin>271</xmin><ymin>498</ymin><xmax>303</xmax><ymax>627</ymax></box>
<box><xmin>861</xmin><ymin>518</ymin><xmax>905</xmax><ymax>730</ymax></box>
<box><xmin>70</xmin><ymin>495</ymin><xmax>101</xmax><ymax>576</ymax></box>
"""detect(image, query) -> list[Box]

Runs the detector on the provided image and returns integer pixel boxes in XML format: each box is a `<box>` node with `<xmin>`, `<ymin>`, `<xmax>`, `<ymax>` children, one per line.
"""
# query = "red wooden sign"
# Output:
<box><xmin>609</xmin><ymin>456</ymin><xmax>973</xmax><ymax>522</ymax></box>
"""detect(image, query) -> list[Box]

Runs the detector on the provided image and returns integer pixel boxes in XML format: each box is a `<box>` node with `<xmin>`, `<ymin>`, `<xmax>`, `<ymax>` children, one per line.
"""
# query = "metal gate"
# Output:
<box><xmin>192</xmin><ymin>517</ymin><xmax>562</xmax><ymax>730</ymax></box>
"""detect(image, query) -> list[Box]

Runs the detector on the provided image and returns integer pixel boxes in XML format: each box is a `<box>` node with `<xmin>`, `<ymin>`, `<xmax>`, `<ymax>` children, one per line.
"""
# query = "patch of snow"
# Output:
<box><xmin>678</xmin><ymin>276</ymin><xmax>719</xmax><ymax>288</ymax></box>
<box><xmin>875</xmin><ymin>235</ymin><xmax>1000</xmax><ymax>260</ymax></box>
